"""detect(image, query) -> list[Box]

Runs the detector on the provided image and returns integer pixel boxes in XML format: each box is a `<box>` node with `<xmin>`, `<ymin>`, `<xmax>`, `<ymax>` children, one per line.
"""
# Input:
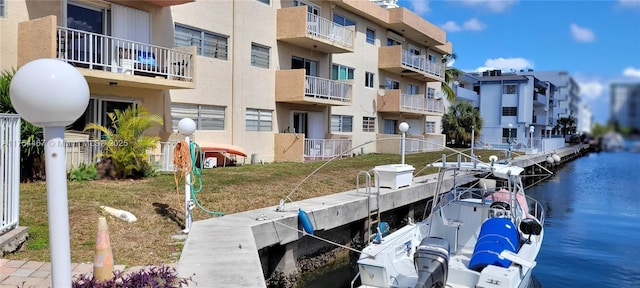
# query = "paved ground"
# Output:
<box><xmin>0</xmin><ymin>259</ymin><xmax>174</xmax><ymax>288</ymax></box>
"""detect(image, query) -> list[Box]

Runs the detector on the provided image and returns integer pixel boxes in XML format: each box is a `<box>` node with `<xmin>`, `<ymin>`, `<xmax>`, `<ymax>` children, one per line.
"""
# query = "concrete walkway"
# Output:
<box><xmin>0</xmin><ymin>259</ymin><xmax>175</xmax><ymax>288</ymax></box>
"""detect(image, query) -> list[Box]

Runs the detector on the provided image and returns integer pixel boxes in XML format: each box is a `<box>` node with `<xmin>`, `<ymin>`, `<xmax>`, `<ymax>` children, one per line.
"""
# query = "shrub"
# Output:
<box><xmin>71</xmin><ymin>265</ymin><xmax>192</xmax><ymax>288</ymax></box>
<box><xmin>68</xmin><ymin>163</ymin><xmax>99</xmax><ymax>181</ymax></box>
<box><xmin>84</xmin><ymin>105</ymin><xmax>163</xmax><ymax>179</ymax></box>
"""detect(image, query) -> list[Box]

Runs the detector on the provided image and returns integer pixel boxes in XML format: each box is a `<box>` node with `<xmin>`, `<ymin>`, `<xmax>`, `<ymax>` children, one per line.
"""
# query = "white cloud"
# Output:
<box><xmin>619</xmin><ymin>0</ymin><xmax>640</xmax><ymax>7</ymax></box>
<box><xmin>440</xmin><ymin>18</ymin><xmax>486</xmax><ymax>32</ymax></box>
<box><xmin>623</xmin><ymin>67</ymin><xmax>640</xmax><ymax>78</ymax></box>
<box><xmin>577</xmin><ymin>80</ymin><xmax>605</xmax><ymax>102</ymax></box>
<box><xmin>455</xmin><ymin>0</ymin><xmax>518</xmax><ymax>12</ymax></box>
<box><xmin>570</xmin><ymin>24</ymin><xmax>596</xmax><ymax>43</ymax></box>
<box><xmin>477</xmin><ymin>57</ymin><xmax>535</xmax><ymax>71</ymax></box>
<box><xmin>441</xmin><ymin>21</ymin><xmax>462</xmax><ymax>32</ymax></box>
<box><xmin>410</xmin><ymin>0</ymin><xmax>431</xmax><ymax>15</ymax></box>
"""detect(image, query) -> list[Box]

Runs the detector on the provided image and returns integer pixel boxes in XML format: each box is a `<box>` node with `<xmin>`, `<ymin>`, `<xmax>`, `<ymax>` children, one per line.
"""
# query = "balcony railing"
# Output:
<box><xmin>400</xmin><ymin>94</ymin><xmax>444</xmax><ymax>113</ymax></box>
<box><xmin>56</xmin><ymin>27</ymin><xmax>193</xmax><ymax>81</ymax></box>
<box><xmin>306</xmin><ymin>13</ymin><xmax>354</xmax><ymax>49</ymax></box>
<box><xmin>65</xmin><ymin>140</ymin><xmax>177</xmax><ymax>172</ymax></box>
<box><xmin>304</xmin><ymin>138</ymin><xmax>352</xmax><ymax>160</ymax></box>
<box><xmin>305</xmin><ymin>76</ymin><xmax>352</xmax><ymax>102</ymax></box>
<box><xmin>401</xmin><ymin>49</ymin><xmax>443</xmax><ymax>78</ymax></box>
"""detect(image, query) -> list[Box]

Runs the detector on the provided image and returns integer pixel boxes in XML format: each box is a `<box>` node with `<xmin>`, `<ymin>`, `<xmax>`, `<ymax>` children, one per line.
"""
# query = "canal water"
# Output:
<box><xmin>300</xmin><ymin>147</ymin><xmax>640</xmax><ymax>287</ymax></box>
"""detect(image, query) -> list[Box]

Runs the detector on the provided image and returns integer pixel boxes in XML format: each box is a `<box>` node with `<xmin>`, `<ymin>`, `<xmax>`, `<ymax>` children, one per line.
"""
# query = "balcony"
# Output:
<box><xmin>455</xmin><ymin>86</ymin><xmax>479</xmax><ymax>104</ymax></box>
<box><xmin>378</xmin><ymin>45</ymin><xmax>443</xmax><ymax>82</ymax></box>
<box><xmin>139</xmin><ymin>0</ymin><xmax>194</xmax><ymax>6</ymax></box>
<box><xmin>377</xmin><ymin>89</ymin><xmax>443</xmax><ymax>115</ymax></box>
<box><xmin>18</xmin><ymin>16</ymin><xmax>195</xmax><ymax>90</ymax></box>
<box><xmin>277</xmin><ymin>6</ymin><xmax>354</xmax><ymax>54</ymax></box>
<box><xmin>276</xmin><ymin>69</ymin><xmax>352</xmax><ymax>106</ymax></box>
<box><xmin>533</xmin><ymin>93</ymin><xmax>547</xmax><ymax>106</ymax></box>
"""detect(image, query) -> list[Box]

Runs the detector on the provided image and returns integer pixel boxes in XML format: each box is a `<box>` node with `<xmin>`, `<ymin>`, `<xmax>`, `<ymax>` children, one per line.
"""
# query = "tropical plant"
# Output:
<box><xmin>0</xmin><ymin>69</ymin><xmax>46</xmax><ymax>182</ymax></box>
<box><xmin>84</xmin><ymin>105</ymin><xmax>163</xmax><ymax>179</ymax></box>
<box><xmin>441</xmin><ymin>54</ymin><xmax>464</xmax><ymax>103</ymax></box>
<box><xmin>72</xmin><ymin>265</ymin><xmax>192</xmax><ymax>288</ymax></box>
<box><xmin>555</xmin><ymin>116</ymin><xmax>577</xmax><ymax>137</ymax></box>
<box><xmin>68</xmin><ymin>163</ymin><xmax>99</xmax><ymax>181</ymax></box>
<box><xmin>442</xmin><ymin>101</ymin><xmax>483</xmax><ymax>147</ymax></box>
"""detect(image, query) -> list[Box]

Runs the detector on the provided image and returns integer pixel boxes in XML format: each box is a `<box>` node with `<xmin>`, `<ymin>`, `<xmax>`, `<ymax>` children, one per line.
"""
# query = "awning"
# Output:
<box><xmin>199</xmin><ymin>143</ymin><xmax>248</xmax><ymax>157</ymax></box>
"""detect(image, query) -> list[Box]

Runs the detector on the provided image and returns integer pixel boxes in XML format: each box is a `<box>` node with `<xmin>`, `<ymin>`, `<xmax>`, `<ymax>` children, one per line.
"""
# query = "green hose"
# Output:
<box><xmin>188</xmin><ymin>141</ymin><xmax>224</xmax><ymax>217</ymax></box>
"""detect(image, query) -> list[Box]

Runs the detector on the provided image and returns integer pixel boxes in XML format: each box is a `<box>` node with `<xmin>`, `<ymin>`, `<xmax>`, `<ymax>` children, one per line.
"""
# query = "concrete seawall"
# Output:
<box><xmin>177</xmin><ymin>145</ymin><xmax>589</xmax><ymax>287</ymax></box>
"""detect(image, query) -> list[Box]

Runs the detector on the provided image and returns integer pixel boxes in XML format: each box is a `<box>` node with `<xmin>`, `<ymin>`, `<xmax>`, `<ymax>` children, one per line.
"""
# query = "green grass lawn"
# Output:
<box><xmin>5</xmin><ymin>149</ymin><xmax>500</xmax><ymax>266</ymax></box>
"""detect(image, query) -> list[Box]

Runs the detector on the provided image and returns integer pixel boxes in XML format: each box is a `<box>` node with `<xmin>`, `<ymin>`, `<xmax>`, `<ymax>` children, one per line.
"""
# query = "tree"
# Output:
<box><xmin>555</xmin><ymin>116</ymin><xmax>577</xmax><ymax>137</ymax></box>
<box><xmin>442</xmin><ymin>101</ymin><xmax>483</xmax><ymax>147</ymax></box>
<box><xmin>441</xmin><ymin>54</ymin><xmax>463</xmax><ymax>103</ymax></box>
<box><xmin>0</xmin><ymin>69</ymin><xmax>46</xmax><ymax>182</ymax></box>
<box><xmin>84</xmin><ymin>105</ymin><xmax>163</xmax><ymax>179</ymax></box>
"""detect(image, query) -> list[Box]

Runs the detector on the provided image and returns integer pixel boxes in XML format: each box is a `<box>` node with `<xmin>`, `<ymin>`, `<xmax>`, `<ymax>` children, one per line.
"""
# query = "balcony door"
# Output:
<box><xmin>65</xmin><ymin>2</ymin><xmax>110</xmax><ymax>67</ymax></box>
<box><xmin>70</xmin><ymin>98</ymin><xmax>138</xmax><ymax>138</ymax></box>
<box><xmin>291</xmin><ymin>56</ymin><xmax>317</xmax><ymax>76</ymax></box>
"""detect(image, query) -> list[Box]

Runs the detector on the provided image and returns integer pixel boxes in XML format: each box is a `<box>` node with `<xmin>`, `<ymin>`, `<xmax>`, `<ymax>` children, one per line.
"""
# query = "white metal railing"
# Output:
<box><xmin>304</xmin><ymin>139</ymin><xmax>352</xmax><ymax>159</ymax></box>
<box><xmin>401</xmin><ymin>50</ymin><xmax>443</xmax><ymax>78</ymax></box>
<box><xmin>476</xmin><ymin>136</ymin><xmax>566</xmax><ymax>153</ymax></box>
<box><xmin>404</xmin><ymin>137</ymin><xmax>441</xmax><ymax>153</ymax></box>
<box><xmin>1</xmin><ymin>114</ymin><xmax>20</xmax><ymax>235</ymax></box>
<box><xmin>400</xmin><ymin>94</ymin><xmax>444</xmax><ymax>113</ymax></box>
<box><xmin>305</xmin><ymin>76</ymin><xmax>352</xmax><ymax>102</ymax></box>
<box><xmin>64</xmin><ymin>140</ymin><xmax>177</xmax><ymax>172</ymax></box>
<box><xmin>56</xmin><ymin>27</ymin><xmax>193</xmax><ymax>81</ymax></box>
<box><xmin>306</xmin><ymin>13</ymin><xmax>354</xmax><ymax>48</ymax></box>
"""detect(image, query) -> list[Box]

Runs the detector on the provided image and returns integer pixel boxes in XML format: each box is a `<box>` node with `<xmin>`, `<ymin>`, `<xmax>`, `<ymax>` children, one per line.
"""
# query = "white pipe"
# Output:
<box><xmin>44</xmin><ymin>126</ymin><xmax>72</xmax><ymax>287</ymax></box>
<box><xmin>401</xmin><ymin>131</ymin><xmax>406</xmax><ymax>165</ymax></box>
<box><xmin>184</xmin><ymin>135</ymin><xmax>192</xmax><ymax>233</ymax></box>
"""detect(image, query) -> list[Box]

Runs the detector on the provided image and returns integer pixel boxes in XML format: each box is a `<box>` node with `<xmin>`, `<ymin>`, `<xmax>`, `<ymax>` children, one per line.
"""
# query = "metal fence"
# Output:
<box><xmin>65</xmin><ymin>140</ymin><xmax>177</xmax><ymax>172</ymax></box>
<box><xmin>304</xmin><ymin>139</ymin><xmax>352</xmax><ymax>160</ymax></box>
<box><xmin>1</xmin><ymin>114</ymin><xmax>20</xmax><ymax>235</ymax></box>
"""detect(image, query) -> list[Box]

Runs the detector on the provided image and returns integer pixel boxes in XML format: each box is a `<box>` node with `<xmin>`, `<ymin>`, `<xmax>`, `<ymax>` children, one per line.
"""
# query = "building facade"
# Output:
<box><xmin>611</xmin><ymin>82</ymin><xmax>640</xmax><ymax>132</ymax></box>
<box><xmin>452</xmin><ymin>70</ymin><xmax>567</xmax><ymax>152</ymax></box>
<box><xmin>1</xmin><ymin>0</ymin><xmax>451</xmax><ymax>163</ymax></box>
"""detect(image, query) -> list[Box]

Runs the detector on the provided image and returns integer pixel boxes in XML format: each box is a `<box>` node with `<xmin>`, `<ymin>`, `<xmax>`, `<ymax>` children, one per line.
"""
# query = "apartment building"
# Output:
<box><xmin>1</xmin><ymin>0</ymin><xmax>451</xmax><ymax>163</ymax></box>
<box><xmin>611</xmin><ymin>82</ymin><xmax>640</xmax><ymax>132</ymax></box>
<box><xmin>453</xmin><ymin>70</ymin><xmax>567</xmax><ymax>151</ymax></box>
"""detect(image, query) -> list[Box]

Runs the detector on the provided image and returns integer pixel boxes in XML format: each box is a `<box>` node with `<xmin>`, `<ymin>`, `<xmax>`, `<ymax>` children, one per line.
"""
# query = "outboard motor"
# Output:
<box><xmin>413</xmin><ymin>237</ymin><xmax>450</xmax><ymax>288</ymax></box>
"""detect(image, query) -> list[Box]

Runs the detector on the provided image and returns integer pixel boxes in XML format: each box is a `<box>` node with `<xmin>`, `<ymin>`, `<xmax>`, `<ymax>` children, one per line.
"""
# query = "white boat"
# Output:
<box><xmin>354</xmin><ymin>159</ymin><xmax>545</xmax><ymax>288</ymax></box>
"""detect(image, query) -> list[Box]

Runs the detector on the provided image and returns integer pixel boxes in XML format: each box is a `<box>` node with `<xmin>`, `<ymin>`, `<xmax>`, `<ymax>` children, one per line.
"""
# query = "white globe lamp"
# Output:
<box><xmin>399</xmin><ymin>122</ymin><xmax>409</xmax><ymax>165</ymax></box>
<box><xmin>177</xmin><ymin>118</ymin><xmax>196</xmax><ymax>233</ymax></box>
<box><xmin>9</xmin><ymin>58</ymin><xmax>89</xmax><ymax>287</ymax></box>
<box><xmin>178</xmin><ymin>118</ymin><xmax>196</xmax><ymax>136</ymax></box>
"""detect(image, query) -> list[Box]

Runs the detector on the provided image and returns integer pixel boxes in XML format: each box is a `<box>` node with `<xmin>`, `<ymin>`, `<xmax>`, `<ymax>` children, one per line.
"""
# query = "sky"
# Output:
<box><xmin>396</xmin><ymin>0</ymin><xmax>640</xmax><ymax>124</ymax></box>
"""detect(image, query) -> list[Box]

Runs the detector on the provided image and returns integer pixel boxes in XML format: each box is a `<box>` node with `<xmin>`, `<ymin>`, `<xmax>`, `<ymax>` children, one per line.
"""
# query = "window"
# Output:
<box><xmin>175</xmin><ymin>24</ymin><xmax>228</xmax><ymax>60</ymax></box>
<box><xmin>246</xmin><ymin>108</ymin><xmax>273</xmax><ymax>131</ymax></box>
<box><xmin>502</xmin><ymin>128</ymin><xmax>516</xmax><ymax>139</ymax></box>
<box><xmin>427</xmin><ymin>88</ymin><xmax>435</xmax><ymax>99</ymax></box>
<box><xmin>387</xmin><ymin>38</ymin><xmax>401</xmax><ymax>46</ymax></box>
<box><xmin>171</xmin><ymin>103</ymin><xmax>225</xmax><ymax>131</ymax></box>
<box><xmin>331</xmin><ymin>115</ymin><xmax>353</xmax><ymax>132</ymax></box>
<box><xmin>502</xmin><ymin>106</ymin><xmax>517</xmax><ymax>116</ymax></box>
<box><xmin>333</xmin><ymin>13</ymin><xmax>355</xmax><ymax>26</ymax></box>
<box><xmin>425</xmin><ymin>121</ymin><xmax>436</xmax><ymax>133</ymax></box>
<box><xmin>407</xmin><ymin>84</ymin><xmax>419</xmax><ymax>95</ymax></box>
<box><xmin>255</xmin><ymin>0</ymin><xmax>270</xmax><ymax>4</ymax></box>
<box><xmin>503</xmin><ymin>84</ymin><xmax>518</xmax><ymax>94</ymax></box>
<box><xmin>365</xmin><ymin>72</ymin><xmax>375</xmax><ymax>88</ymax></box>
<box><xmin>251</xmin><ymin>43</ymin><xmax>270</xmax><ymax>68</ymax></box>
<box><xmin>366</xmin><ymin>28</ymin><xmax>375</xmax><ymax>44</ymax></box>
<box><xmin>332</xmin><ymin>64</ymin><xmax>354</xmax><ymax>80</ymax></box>
<box><xmin>385</xmin><ymin>78</ymin><xmax>400</xmax><ymax>90</ymax></box>
<box><xmin>363</xmin><ymin>117</ymin><xmax>376</xmax><ymax>132</ymax></box>
<box><xmin>0</xmin><ymin>0</ymin><xmax>5</xmax><ymax>17</ymax></box>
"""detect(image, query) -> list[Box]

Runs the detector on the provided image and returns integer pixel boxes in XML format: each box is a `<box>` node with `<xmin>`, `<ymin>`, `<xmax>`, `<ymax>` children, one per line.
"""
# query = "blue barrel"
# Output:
<box><xmin>468</xmin><ymin>217</ymin><xmax>519</xmax><ymax>272</ymax></box>
<box><xmin>298</xmin><ymin>209</ymin><xmax>314</xmax><ymax>235</ymax></box>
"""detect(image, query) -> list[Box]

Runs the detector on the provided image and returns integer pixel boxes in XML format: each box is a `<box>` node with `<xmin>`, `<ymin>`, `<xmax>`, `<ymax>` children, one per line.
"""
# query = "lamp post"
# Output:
<box><xmin>399</xmin><ymin>122</ymin><xmax>409</xmax><ymax>165</ymax></box>
<box><xmin>178</xmin><ymin>118</ymin><xmax>196</xmax><ymax>233</ymax></box>
<box><xmin>10</xmin><ymin>59</ymin><xmax>90</xmax><ymax>287</ymax></box>
<box><xmin>470</xmin><ymin>125</ymin><xmax>475</xmax><ymax>158</ymax></box>
<box><xmin>529</xmin><ymin>125</ymin><xmax>535</xmax><ymax>152</ymax></box>
<box><xmin>507</xmin><ymin>123</ymin><xmax>513</xmax><ymax>159</ymax></box>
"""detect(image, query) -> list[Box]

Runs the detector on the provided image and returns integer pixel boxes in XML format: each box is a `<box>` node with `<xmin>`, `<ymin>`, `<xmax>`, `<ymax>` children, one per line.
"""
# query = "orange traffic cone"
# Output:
<box><xmin>93</xmin><ymin>216</ymin><xmax>114</xmax><ymax>282</ymax></box>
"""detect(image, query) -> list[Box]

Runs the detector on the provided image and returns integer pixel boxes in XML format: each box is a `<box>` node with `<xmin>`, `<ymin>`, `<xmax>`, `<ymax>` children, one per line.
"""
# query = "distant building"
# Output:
<box><xmin>451</xmin><ymin>70</ymin><xmax>569</xmax><ymax>152</ymax></box>
<box><xmin>610</xmin><ymin>83</ymin><xmax>640</xmax><ymax>132</ymax></box>
<box><xmin>577</xmin><ymin>102</ymin><xmax>593</xmax><ymax>134</ymax></box>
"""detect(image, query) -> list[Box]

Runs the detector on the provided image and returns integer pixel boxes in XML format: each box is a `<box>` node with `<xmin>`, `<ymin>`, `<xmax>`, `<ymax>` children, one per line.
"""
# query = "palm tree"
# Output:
<box><xmin>441</xmin><ymin>54</ymin><xmax>463</xmax><ymax>103</ymax></box>
<box><xmin>555</xmin><ymin>116</ymin><xmax>577</xmax><ymax>138</ymax></box>
<box><xmin>84</xmin><ymin>105</ymin><xmax>163</xmax><ymax>179</ymax></box>
<box><xmin>442</xmin><ymin>101</ymin><xmax>483</xmax><ymax>147</ymax></box>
